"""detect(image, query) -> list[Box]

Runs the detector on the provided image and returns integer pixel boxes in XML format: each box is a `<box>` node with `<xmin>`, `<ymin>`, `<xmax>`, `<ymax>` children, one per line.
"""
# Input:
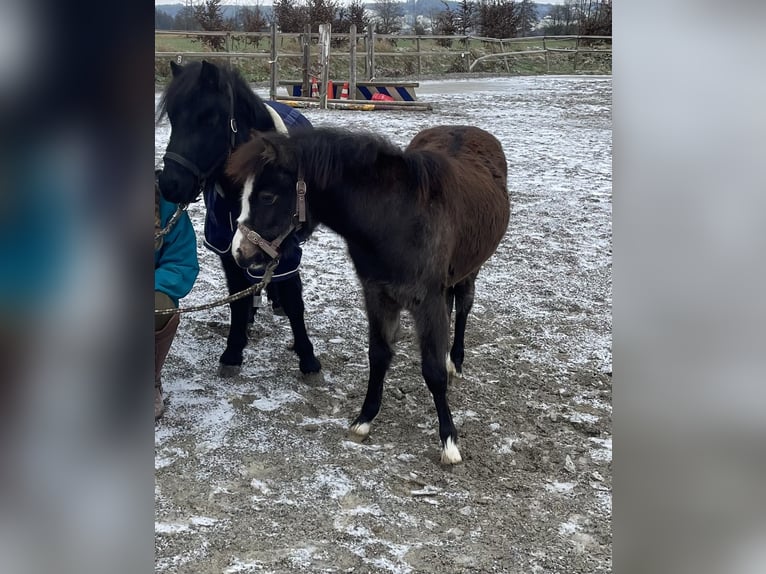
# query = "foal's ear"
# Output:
<box><xmin>245</xmin><ymin>130</ymin><xmax>283</xmax><ymax>164</ymax></box>
<box><xmin>226</xmin><ymin>134</ymin><xmax>269</xmax><ymax>184</ymax></box>
<box><xmin>170</xmin><ymin>61</ymin><xmax>183</xmax><ymax>77</ymax></box>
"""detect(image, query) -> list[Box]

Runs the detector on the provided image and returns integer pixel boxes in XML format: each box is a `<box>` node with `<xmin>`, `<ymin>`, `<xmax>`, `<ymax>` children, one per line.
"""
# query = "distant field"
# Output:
<box><xmin>155</xmin><ymin>32</ymin><xmax>611</xmax><ymax>84</ymax></box>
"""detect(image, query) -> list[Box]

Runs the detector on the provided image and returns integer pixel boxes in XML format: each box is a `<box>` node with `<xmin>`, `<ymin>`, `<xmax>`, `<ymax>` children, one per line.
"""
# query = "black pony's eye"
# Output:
<box><xmin>259</xmin><ymin>192</ymin><xmax>277</xmax><ymax>205</ymax></box>
<box><xmin>199</xmin><ymin>110</ymin><xmax>218</xmax><ymax>126</ymax></box>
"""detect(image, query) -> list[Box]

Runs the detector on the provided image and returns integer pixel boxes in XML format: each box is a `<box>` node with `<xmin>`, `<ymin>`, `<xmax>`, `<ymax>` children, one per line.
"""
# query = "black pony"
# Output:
<box><xmin>156</xmin><ymin>60</ymin><xmax>320</xmax><ymax>377</ymax></box>
<box><xmin>225</xmin><ymin>125</ymin><xmax>510</xmax><ymax>464</ymax></box>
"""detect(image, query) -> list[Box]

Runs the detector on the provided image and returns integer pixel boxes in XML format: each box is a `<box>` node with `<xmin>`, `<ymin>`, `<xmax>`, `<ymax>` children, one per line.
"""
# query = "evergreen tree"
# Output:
<box><xmin>193</xmin><ymin>0</ymin><xmax>229</xmax><ymax>50</ymax></box>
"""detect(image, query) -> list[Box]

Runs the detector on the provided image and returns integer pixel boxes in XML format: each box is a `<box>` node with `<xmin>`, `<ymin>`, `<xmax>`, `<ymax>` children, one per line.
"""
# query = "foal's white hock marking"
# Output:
<box><xmin>348</xmin><ymin>421</ymin><xmax>371</xmax><ymax>441</ymax></box>
<box><xmin>441</xmin><ymin>437</ymin><xmax>462</xmax><ymax>464</ymax></box>
<box><xmin>446</xmin><ymin>354</ymin><xmax>461</xmax><ymax>379</ymax></box>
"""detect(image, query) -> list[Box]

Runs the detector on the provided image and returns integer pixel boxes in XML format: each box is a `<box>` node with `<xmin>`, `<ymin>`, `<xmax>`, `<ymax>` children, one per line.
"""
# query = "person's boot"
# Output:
<box><xmin>155</xmin><ymin>313</ymin><xmax>180</xmax><ymax>420</ymax></box>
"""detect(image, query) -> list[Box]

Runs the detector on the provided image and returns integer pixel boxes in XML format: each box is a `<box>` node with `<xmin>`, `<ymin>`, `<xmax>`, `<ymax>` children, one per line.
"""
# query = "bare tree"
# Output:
<box><xmin>457</xmin><ymin>0</ymin><xmax>475</xmax><ymax>36</ymax></box>
<box><xmin>237</xmin><ymin>5</ymin><xmax>269</xmax><ymax>47</ymax></box>
<box><xmin>543</xmin><ymin>0</ymin><xmax>577</xmax><ymax>34</ymax></box>
<box><xmin>174</xmin><ymin>5</ymin><xmax>198</xmax><ymax>31</ymax></box>
<box><xmin>374</xmin><ymin>0</ymin><xmax>404</xmax><ymax>34</ymax></box>
<box><xmin>433</xmin><ymin>2</ymin><xmax>458</xmax><ymax>46</ymax></box>
<box><xmin>517</xmin><ymin>0</ymin><xmax>538</xmax><ymax>36</ymax></box>
<box><xmin>577</xmin><ymin>0</ymin><xmax>611</xmax><ymax>35</ymax></box>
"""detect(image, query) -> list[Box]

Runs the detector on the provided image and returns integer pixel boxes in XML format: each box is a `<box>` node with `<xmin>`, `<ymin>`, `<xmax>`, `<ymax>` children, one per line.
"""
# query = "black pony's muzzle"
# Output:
<box><xmin>161</xmin><ymin>150</ymin><xmax>227</xmax><ymax>204</ymax></box>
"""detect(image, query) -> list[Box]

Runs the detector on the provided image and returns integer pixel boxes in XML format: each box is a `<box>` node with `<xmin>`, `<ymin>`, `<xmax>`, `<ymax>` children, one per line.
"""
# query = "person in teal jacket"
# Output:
<box><xmin>155</xmin><ymin>171</ymin><xmax>198</xmax><ymax>420</ymax></box>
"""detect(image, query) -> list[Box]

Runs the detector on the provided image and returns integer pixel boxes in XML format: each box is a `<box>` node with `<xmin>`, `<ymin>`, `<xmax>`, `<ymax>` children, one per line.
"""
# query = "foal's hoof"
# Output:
<box><xmin>440</xmin><ymin>437</ymin><xmax>463</xmax><ymax>465</ymax></box>
<box><xmin>347</xmin><ymin>421</ymin><xmax>371</xmax><ymax>443</ymax></box>
<box><xmin>218</xmin><ymin>362</ymin><xmax>242</xmax><ymax>378</ymax></box>
<box><xmin>446</xmin><ymin>356</ymin><xmax>462</xmax><ymax>379</ymax></box>
<box><xmin>299</xmin><ymin>356</ymin><xmax>322</xmax><ymax>375</ymax></box>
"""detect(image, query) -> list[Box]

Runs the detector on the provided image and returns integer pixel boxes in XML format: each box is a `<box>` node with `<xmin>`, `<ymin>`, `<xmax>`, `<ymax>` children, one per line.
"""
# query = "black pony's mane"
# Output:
<box><xmin>279</xmin><ymin>128</ymin><xmax>454</xmax><ymax>203</ymax></box>
<box><xmin>156</xmin><ymin>61</ymin><xmax>274</xmax><ymax>132</ymax></box>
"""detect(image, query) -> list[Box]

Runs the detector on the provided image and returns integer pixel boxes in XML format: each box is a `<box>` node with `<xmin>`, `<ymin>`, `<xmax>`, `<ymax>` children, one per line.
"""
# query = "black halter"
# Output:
<box><xmin>163</xmin><ymin>82</ymin><xmax>238</xmax><ymax>199</ymax></box>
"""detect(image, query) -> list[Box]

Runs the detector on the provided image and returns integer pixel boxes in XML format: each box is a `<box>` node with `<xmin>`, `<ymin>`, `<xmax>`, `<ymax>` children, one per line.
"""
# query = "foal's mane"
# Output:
<box><xmin>156</xmin><ymin>60</ymin><xmax>275</xmax><ymax>132</ymax></box>
<box><xmin>252</xmin><ymin>128</ymin><xmax>455</xmax><ymax>203</ymax></box>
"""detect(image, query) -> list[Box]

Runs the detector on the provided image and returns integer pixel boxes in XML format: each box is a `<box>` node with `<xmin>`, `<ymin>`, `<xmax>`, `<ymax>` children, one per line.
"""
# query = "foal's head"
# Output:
<box><xmin>225</xmin><ymin>131</ymin><xmax>303</xmax><ymax>271</ymax></box>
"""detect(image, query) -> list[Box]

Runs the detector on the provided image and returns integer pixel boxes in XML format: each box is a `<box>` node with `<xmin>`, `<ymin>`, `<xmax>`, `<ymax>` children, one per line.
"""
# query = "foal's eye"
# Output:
<box><xmin>259</xmin><ymin>192</ymin><xmax>277</xmax><ymax>205</ymax></box>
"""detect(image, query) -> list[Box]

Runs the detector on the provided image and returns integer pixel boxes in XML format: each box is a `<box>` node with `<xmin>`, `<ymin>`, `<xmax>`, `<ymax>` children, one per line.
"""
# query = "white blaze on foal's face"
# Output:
<box><xmin>232</xmin><ymin>175</ymin><xmax>259</xmax><ymax>266</ymax></box>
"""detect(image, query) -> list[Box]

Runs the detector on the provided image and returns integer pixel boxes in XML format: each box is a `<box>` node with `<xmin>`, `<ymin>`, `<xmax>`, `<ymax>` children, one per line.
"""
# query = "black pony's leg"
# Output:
<box><xmin>275</xmin><ymin>273</ymin><xmax>321</xmax><ymax>374</ymax></box>
<box><xmin>218</xmin><ymin>253</ymin><xmax>253</xmax><ymax>377</ymax></box>
<box><xmin>414</xmin><ymin>292</ymin><xmax>461</xmax><ymax>464</ymax></box>
<box><xmin>349</xmin><ymin>286</ymin><xmax>401</xmax><ymax>441</ymax></box>
<box><xmin>265</xmin><ymin>281</ymin><xmax>285</xmax><ymax>316</ymax></box>
<box><xmin>448</xmin><ymin>273</ymin><xmax>477</xmax><ymax>377</ymax></box>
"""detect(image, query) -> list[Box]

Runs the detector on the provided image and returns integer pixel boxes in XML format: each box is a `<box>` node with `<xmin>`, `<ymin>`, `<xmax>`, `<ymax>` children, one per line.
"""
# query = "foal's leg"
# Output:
<box><xmin>414</xmin><ymin>294</ymin><xmax>461</xmax><ymax>464</ymax></box>
<box><xmin>348</xmin><ymin>287</ymin><xmax>401</xmax><ymax>441</ymax></box>
<box><xmin>218</xmin><ymin>253</ymin><xmax>253</xmax><ymax>377</ymax></box>
<box><xmin>275</xmin><ymin>273</ymin><xmax>321</xmax><ymax>374</ymax></box>
<box><xmin>448</xmin><ymin>274</ymin><xmax>477</xmax><ymax>377</ymax></box>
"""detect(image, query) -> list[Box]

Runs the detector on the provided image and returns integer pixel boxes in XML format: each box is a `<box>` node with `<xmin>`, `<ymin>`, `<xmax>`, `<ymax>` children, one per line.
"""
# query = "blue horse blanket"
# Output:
<box><xmin>203</xmin><ymin>102</ymin><xmax>311</xmax><ymax>282</ymax></box>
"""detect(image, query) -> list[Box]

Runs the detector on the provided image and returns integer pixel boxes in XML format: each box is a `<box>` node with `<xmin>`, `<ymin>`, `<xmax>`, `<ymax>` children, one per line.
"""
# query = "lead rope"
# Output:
<box><xmin>154</xmin><ymin>203</ymin><xmax>189</xmax><ymax>242</ymax></box>
<box><xmin>155</xmin><ymin>258</ymin><xmax>279</xmax><ymax>316</ymax></box>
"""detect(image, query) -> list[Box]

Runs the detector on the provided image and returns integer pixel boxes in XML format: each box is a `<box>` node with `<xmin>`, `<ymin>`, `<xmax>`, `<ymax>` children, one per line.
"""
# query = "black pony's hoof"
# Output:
<box><xmin>272</xmin><ymin>305</ymin><xmax>287</xmax><ymax>317</ymax></box>
<box><xmin>218</xmin><ymin>362</ymin><xmax>242</xmax><ymax>378</ymax></box>
<box><xmin>299</xmin><ymin>356</ymin><xmax>321</xmax><ymax>375</ymax></box>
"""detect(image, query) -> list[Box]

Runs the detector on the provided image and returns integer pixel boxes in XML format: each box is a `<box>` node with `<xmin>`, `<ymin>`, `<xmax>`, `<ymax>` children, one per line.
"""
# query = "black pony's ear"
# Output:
<box><xmin>200</xmin><ymin>60</ymin><xmax>219</xmax><ymax>88</ymax></box>
<box><xmin>170</xmin><ymin>61</ymin><xmax>183</xmax><ymax>77</ymax></box>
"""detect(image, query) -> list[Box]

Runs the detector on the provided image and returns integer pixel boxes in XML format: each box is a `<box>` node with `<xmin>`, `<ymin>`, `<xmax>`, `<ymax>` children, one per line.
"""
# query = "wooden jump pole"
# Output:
<box><xmin>365</xmin><ymin>27</ymin><xmax>375</xmax><ymax>80</ymax></box>
<box><xmin>349</xmin><ymin>24</ymin><xmax>357</xmax><ymax>102</ymax></box>
<box><xmin>301</xmin><ymin>24</ymin><xmax>310</xmax><ymax>98</ymax></box>
<box><xmin>318</xmin><ymin>23</ymin><xmax>331</xmax><ymax>109</ymax></box>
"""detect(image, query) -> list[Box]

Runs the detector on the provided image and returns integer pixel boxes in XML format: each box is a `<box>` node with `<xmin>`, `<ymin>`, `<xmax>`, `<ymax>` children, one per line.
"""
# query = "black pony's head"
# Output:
<box><xmin>156</xmin><ymin>60</ymin><xmax>274</xmax><ymax>204</ymax></box>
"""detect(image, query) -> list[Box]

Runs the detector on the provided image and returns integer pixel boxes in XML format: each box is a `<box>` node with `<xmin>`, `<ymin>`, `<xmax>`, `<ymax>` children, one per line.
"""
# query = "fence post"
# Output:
<box><xmin>318</xmin><ymin>23</ymin><xmax>331</xmax><ymax>109</ymax></box>
<box><xmin>574</xmin><ymin>35</ymin><xmax>579</xmax><ymax>72</ymax></box>
<box><xmin>366</xmin><ymin>27</ymin><xmax>375</xmax><ymax>80</ymax></box>
<box><xmin>226</xmin><ymin>31</ymin><xmax>233</xmax><ymax>70</ymax></box>
<box><xmin>464</xmin><ymin>36</ymin><xmax>471</xmax><ymax>72</ymax></box>
<box><xmin>416</xmin><ymin>36</ymin><xmax>421</xmax><ymax>78</ymax></box>
<box><xmin>302</xmin><ymin>24</ymin><xmax>311</xmax><ymax>97</ymax></box>
<box><xmin>543</xmin><ymin>36</ymin><xmax>549</xmax><ymax>73</ymax></box>
<box><xmin>349</xmin><ymin>24</ymin><xmax>357</xmax><ymax>101</ymax></box>
<box><xmin>499</xmin><ymin>39</ymin><xmax>511</xmax><ymax>74</ymax></box>
<box><xmin>269</xmin><ymin>24</ymin><xmax>278</xmax><ymax>100</ymax></box>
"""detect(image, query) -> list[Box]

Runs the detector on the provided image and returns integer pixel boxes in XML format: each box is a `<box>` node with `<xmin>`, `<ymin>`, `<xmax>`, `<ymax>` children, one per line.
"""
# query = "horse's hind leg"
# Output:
<box><xmin>219</xmin><ymin>254</ymin><xmax>253</xmax><ymax>377</ymax></box>
<box><xmin>275</xmin><ymin>273</ymin><xmax>321</xmax><ymax>374</ymax></box>
<box><xmin>349</xmin><ymin>287</ymin><xmax>400</xmax><ymax>441</ymax></box>
<box><xmin>415</xmin><ymin>294</ymin><xmax>461</xmax><ymax>464</ymax></box>
<box><xmin>448</xmin><ymin>273</ymin><xmax>477</xmax><ymax>377</ymax></box>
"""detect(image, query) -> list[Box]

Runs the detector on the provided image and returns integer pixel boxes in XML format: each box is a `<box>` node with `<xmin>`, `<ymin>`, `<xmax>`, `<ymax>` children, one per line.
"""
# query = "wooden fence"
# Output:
<box><xmin>155</xmin><ymin>27</ymin><xmax>612</xmax><ymax>98</ymax></box>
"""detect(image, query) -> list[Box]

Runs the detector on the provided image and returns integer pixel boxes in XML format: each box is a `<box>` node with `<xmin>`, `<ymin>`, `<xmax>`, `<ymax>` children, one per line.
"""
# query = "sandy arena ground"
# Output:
<box><xmin>155</xmin><ymin>75</ymin><xmax>612</xmax><ymax>573</ymax></box>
